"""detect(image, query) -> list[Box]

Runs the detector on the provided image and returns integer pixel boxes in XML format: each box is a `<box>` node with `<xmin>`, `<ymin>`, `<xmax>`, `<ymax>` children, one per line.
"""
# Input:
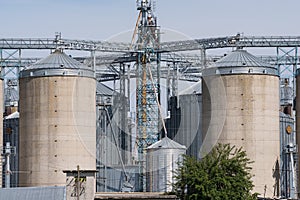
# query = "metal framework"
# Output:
<box><xmin>0</xmin><ymin>38</ymin><xmax>131</xmax><ymax>52</ymax></box>
<box><xmin>2</xmin><ymin>34</ymin><xmax>300</xmax><ymax>83</ymax></box>
<box><xmin>134</xmin><ymin>0</ymin><xmax>161</xmax><ymax>191</ymax></box>
<box><xmin>1</xmin><ymin>11</ymin><xmax>300</xmax><ymax>196</ymax></box>
<box><xmin>2</xmin><ymin>35</ymin><xmax>300</xmax><ymax>52</ymax></box>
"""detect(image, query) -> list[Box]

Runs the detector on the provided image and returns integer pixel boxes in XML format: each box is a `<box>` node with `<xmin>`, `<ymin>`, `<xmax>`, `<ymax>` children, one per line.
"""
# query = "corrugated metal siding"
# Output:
<box><xmin>4</xmin><ymin>87</ymin><xmax>19</xmax><ymax>104</ymax></box>
<box><xmin>166</xmin><ymin>94</ymin><xmax>202</xmax><ymax>159</ymax></box>
<box><xmin>97</xmin><ymin>166</ymin><xmax>141</xmax><ymax>192</ymax></box>
<box><xmin>0</xmin><ymin>186</ymin><xmax>66</xmax><ymax>200</ymax></box>
<box><xmin>280</xmin><ymin>112</ymin><xmax>296</xmax><ymax>197</ymax></box>
<box><xmin>3</xmin><ymin>116</ymin><xmax>19</xmax><ymax>187</ymax></box>
<box><xmin>96</xmin><ymin>83</ymin><xmax>115</xmax><ymax>96</ymax></box>
<box><xmin>146</xmin><ymin>143</ymin><xmax>186</xmax><ymax>192</ymax></box>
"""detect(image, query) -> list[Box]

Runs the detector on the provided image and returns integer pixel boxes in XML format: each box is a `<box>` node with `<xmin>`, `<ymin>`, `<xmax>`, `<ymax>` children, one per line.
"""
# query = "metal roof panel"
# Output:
<box><xmin>27</xmin><ymin>49</ymin><xmax>89</xmax><ymax>70</ymax></box>
<box><xmin>214</xmin><ymin>49</ymin><xmax>272</xmax><ymax>68</ymax></box>
<box><xmin>96</xmin><ymin>83</ymin><xmax>115</xmax><ymax>96</ymax></box>
<box><xmin>147</xmin><ymin>137</ymin><xmax>186</xmax><ymax>150</ymax></box>
<box><xmin>0</xmin><ymin>186</ymin><xmax>66</xmax><ymax>200</ymax></box>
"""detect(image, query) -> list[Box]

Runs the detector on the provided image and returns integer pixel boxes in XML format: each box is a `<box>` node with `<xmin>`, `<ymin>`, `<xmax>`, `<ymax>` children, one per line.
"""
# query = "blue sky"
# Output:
<box><xmin>1</xmin><ymin>0</ymin><xmax>299</xmax><ymax>41</ymax></box>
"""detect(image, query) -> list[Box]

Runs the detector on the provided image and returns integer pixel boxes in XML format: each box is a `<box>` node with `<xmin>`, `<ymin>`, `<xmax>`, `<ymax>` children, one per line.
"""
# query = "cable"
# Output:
<box><xmin>147</xmin><ymin>63</ymin><xmax>168</xmax><ymax>136</ymax></box>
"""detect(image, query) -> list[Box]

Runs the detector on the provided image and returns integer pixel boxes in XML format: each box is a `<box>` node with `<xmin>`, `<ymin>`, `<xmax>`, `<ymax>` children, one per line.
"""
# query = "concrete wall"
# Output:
<box><xmin>19</xmin><ymin>76</ymin><xmax>96</xmax><ymax>186</ymax></box>
<box><xmin>202</xmin><ymin>74</ymin><xmax>280</xmax><ymax>197</ymax></box>
<box><xmin>66</xmin><ymin>172</ymin><xmax>95</xmax><ymax>200</ymax></box>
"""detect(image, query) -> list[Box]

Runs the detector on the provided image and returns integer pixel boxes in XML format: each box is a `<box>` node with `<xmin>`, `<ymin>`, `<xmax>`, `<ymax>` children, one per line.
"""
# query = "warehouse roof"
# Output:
<box><xmin>0</xmin><ymin>186</ymin><xmax>66</xmax><ymax>200</ymax></box>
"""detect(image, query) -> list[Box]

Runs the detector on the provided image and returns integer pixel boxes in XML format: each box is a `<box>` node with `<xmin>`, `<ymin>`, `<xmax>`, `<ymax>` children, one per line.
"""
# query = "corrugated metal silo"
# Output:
<box><xmin>279</xmin><ymin>112</ymin><xmax>296</xmax><ymax>198</ymax></box>
<box><xmin>166</xmin><ymin>94</ymin><xmax>202</xmax><ymax>159</ymax></box>
<box><xmin>19</xmin><ymin>49</ymin><xmax>96</xmax><ymax>187</ymax></box>
<box><xmin>295</xmin><ymin>68</ymin><xmax>300</xmax><ymax>197</ymax></box>
<box><xmin>146</xmin><ymin>137</ymin><xmax>186</xmax><ymax>192</ymax></box>
<box><xmin>202</xmin><ymin>49</ymin><xmax>280</xmax><ymax>197</ymax></box>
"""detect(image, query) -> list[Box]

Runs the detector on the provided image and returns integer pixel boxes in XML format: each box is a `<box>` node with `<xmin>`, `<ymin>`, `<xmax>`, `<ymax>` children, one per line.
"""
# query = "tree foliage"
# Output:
<box><xmin>173</xmin><ymin>143</ymin><xmax>257</xmax><ymax>200</ymax></box>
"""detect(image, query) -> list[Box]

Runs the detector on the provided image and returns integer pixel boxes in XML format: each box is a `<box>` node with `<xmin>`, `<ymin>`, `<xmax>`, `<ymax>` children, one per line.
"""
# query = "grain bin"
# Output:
<box><xmin>146</xmin><ymin>137</ymin><xmax>186</xmax><ymax>192</ymax></box>
<box><xmin>202</xmin><ymin>49</ymin><xmax>280</xmax><ymax>197</ymax></box>
<box><xmin>19</xmin><ymin>49</ymin><xmax>96</xmax><ymax>187</ymax></box>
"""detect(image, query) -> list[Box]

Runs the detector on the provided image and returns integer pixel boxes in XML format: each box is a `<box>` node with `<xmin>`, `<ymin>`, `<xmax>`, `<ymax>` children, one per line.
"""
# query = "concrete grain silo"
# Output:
<box><xmin>19</xmin><ymin>49</ymin><xmax>96</xmax><ymax>187</ymax></box>
<box><xmin>202</xmin><ymin>49</ymin><xmax>280</xmax><ymax>198</ymax></box>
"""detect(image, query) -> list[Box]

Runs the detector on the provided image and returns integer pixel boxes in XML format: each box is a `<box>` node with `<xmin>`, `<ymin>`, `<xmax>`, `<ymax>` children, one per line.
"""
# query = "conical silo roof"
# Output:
<box><xmin>147</xmin><ymin>137</ymin><xmax>186</xmax><ymax>150</ymax></box>
<box><xmin>203</xmin><ymin>49</ymin><xmax>278</xmax><ymax>76</ymax></box>
<box><xmin>28</xmin><ymin>49</ymin><xmax>87</xmax><ymax>70</ymax></box>
<box><xmin>215</xmin><ymin>49</ymin><xmax>272</xmax><ymax>68</ymax></box>
<box><xmin>20</xmin><ymin>49</ymin><xmax>95</xmax><ymax>78</ymax></box>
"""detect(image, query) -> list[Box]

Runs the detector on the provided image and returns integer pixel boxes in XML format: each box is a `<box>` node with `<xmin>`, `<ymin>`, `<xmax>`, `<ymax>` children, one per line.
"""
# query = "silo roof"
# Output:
<box><xmin>203</xmin><ymin>49</ymin><xmax>278</xmax><ymax>76</ymax></box>
<box><xmin>97</xmin><ymin>82</ymin><xmax>115</xmax><ymax>96</ymax></box>
<box><xmin>214</xmin><ymin>49</ymin><xmax>272</xmax><ymax>68</ymax></box>
<box><xmin>20</xmin><ymin>49</ymin><xmax>95</xmax><ymax>78</ymax></box>
<box><xmin>28</xmin><ymin>49</ymin><xmax>88</xmax><ymax>70</ymax></box>
<box><xmin>147</xmin><ymin>137</ymin><xmax>186</xmax><ymax>150</ymax></box>
<box><xmin>5</xmin><ymin>111</ymin><xmax>19</xmax><ymax>120</ymax></box>
<box><xmin>178</xmin><ymin>81</ymin><xmax>201</xmax><ymax>95</ymax></box>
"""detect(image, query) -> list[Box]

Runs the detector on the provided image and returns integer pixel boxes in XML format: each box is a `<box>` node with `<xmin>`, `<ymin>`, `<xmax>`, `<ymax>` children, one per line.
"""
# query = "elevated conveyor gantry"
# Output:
<box><xmin>2</xmin><ymin>35</ymin><xmax>300</xmax><ymax>52</ymax></box>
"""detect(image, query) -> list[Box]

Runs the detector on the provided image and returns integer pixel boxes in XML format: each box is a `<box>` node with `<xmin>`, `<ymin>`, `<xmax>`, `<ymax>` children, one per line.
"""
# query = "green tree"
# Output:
<box><xmin>173</xmin><ymin>143</ymin><xmax>257</xmax><ymax>200</ymax></box>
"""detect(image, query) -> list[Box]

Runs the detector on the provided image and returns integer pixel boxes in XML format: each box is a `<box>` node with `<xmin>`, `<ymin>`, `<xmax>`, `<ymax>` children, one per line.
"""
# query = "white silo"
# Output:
<box><xmin>146</xmin><ymin>137</ymin><xmax>186</xmax><ymax>192</ymax></box>
<box><xmin>19</xmin><ymin>49</ymin><xmax>96</xmax><ymax>186</ymax></box>
<box><xmin>202</xmin><ymin>49</ymin><xmax>280</xmax><ymax>197</ymax></box>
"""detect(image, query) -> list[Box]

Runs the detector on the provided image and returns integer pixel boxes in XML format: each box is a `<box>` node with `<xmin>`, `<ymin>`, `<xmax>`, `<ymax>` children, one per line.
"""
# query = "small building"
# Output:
<box><xmin>63</xmin><ymin>169</ymin><xmax>97</xmax><ymax>200</ymax></box>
